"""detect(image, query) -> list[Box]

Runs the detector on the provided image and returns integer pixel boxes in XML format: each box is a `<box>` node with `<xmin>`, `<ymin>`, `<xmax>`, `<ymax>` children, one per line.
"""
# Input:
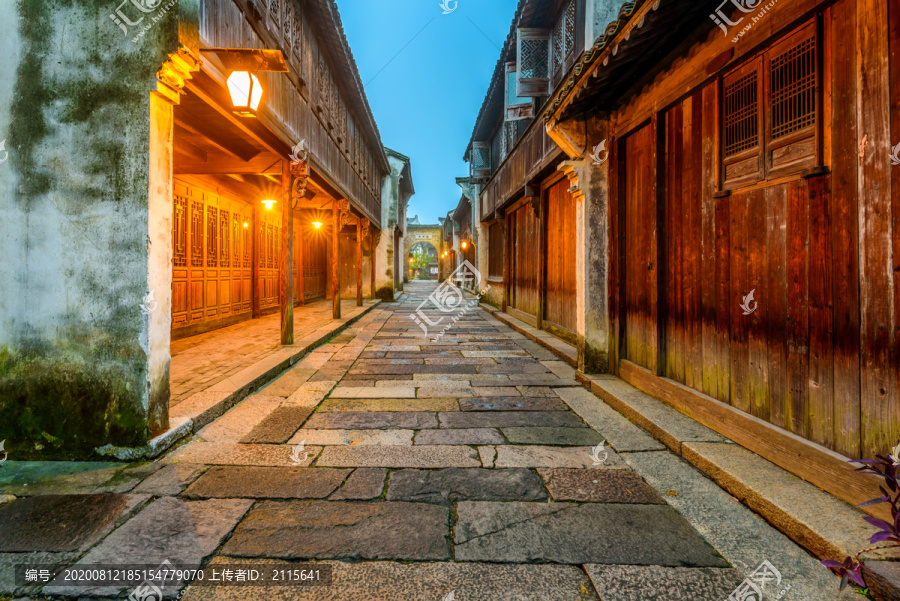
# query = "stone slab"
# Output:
<box><xmin>316</xmin><ymin>446</ymin><xmax>481</xmax><ymax>468</ymax></box>
<box><xmin>0</xmin><ymin>461</ymin><xmax>125</xmax><ymax>490</ymax></box>
<box><xmin>438</xmin><ymin>411</ymin><xmax>586</xmax><ymax>429</ymax></box>
<box><xmin>318</xmin><ymin>398</ymin><xmax>458</xmax><ymax>412</ymax></box>
<box><xmin>502</xmin><ymin>427</ymin><xmax>605</xmax><ymax>446</ymax></box>
<box><xmin>682</xmin><ymin>441</ymin><xmax>878</xmax><ymax>561</ymax></box>
<box><xmin>458</xmin><ymin>397</ymin><xmax>568</xmax><ymax>411</ymax></box>
<box><xmin>197</xmin><ymin>395</ymin><xmax>283</xmax><ymax>442</ymax></box>
<box><xmin>221</xmin><ymin>501</ymin><xmax>450</xmax><ymax>561</ymax></box>
<box><xmin>330</xmin><ymin>386</ymin><xmax>415</xmax><ymax>399</ymax></box>
<box><xmin>413</xmin><ymin>428</ymin><xmax>505</xmax><ymax>445</ymax></box>
<box><xmin>303</xmin><ymin>412</ymin><xmax>438</xmax><ymax>430</ymax></box>
<box><xmin>329</xmin><ymin>468</ymin><xmax>387</xmax><ymax>500</ymax></box>
<box><xmin>44</xmin><ymin>497</ymin><xmax>253</xmax><ymax>598</ymax></box>
<box><xmin>240</xmin><ymin>406</ymin><xmax>314</xmax><ymax>444</ymax></box>
<box><xmin>289</xmin><ymin>429</ymin><xmax>414</xmax><ymax>446</ymax></box>
<box><xmin>262</xmin><ymin>367</ymin><xmax>317</xmax><ymax>397</ymax></box>
<box><xmin>537</xmin><ymin>469</ymin><xmax>665</xmax><ymax>504</ymax></box>
<box><xmin>622</xmin><ymin>451</ymin><xmax>854</xmax><ymax>600</ymax></box>
<box><xmin>180</xmin><ymin>559</ymin><xmax>598</xmax><ymax>601</ymax></box>
<box><xmin>461</xmin><ymin>350</ymin><xmax>529</xmax><ymax>358</ymax></box>
<box><xmin>386</xmin><ymin>468</ymin><xmax>547</xmax><ymax>504</ymax></box>
<box><xmin>585</xmin><ymin>565</ymin><xmax>745</xmax><ymax>601</ymax></box>
<box><xmin>555</xmin><ymin>387</ymin><xmax>666</xmax><ymax>452</ymax></box>
<box><xmin>183</xmin><ymin>466</ymin><xmax>349</xmax><ymax>499</ymax></box>
<box><xmin>168</xmin><ymin>442</ymin><xmax>321</xmax><ymax>467</ymax></box>
<box><xmin>454</xmin><ymin>501</ymin><xmax>728</xmax><ymax>567</ymax></box>
<box><xmin>588</xmin><ymin>377</ymin><xmax>726</xmax><ymax>452</ymax></box>
<box><xmin>134</xmin><ymin>464</ymin><xmax>207</xmax><ymax>496</ymax></box>
<box><xmin>0</xmin><ymin>493</ymin><xmax>148</xmax><ymax>552</ymax></box>
<box><xmin>488</xmin><ymin>445</ymin><xmax>626</xmax><ymax>469</ymax></box>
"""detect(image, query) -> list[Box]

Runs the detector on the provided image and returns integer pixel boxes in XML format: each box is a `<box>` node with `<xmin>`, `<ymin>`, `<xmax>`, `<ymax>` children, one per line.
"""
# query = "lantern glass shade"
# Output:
<box><xmin>261</xmin><ymin>199</ymin><xmax>277</xmax><ymax>210</ymax></box>
<box><xmin>227</xmin><ymin>71</ymin><xmax>263</xmax><ymax>115</ymax></box>
<box><xmin>312</xmin><ymin>221</ymin><xmax>323</xmax><ymax>229</ymax></box>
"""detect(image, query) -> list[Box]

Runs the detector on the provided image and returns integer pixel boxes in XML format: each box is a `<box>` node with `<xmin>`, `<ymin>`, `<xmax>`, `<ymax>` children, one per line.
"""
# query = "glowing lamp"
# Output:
<box><xmin>312</xmin><ymin>221</ymin><xmax>323</xmax><ymax>229</ymax></box>
<box><xmin>261</xmin><ymin>199</ymin><xmax>277</xmax><ymax>210</ymax></box>
<box><xmin>409</xmin><ymin>257</ymin><xmax>414</xmax><ymax>263</ymax></box>
<box><xmin>227</xmin><ymin>71</ymin><xmax>264</xmax><ymax>117</ymax></box>
<box><xmin>461</xmin><ymin>241</ymin><xmax>468</xmax><ymax>250</ymax></box>
<box><xmin>243</xmin><ymin>222</ymin><xmax>249</xmax><ymax>228</ymax></box>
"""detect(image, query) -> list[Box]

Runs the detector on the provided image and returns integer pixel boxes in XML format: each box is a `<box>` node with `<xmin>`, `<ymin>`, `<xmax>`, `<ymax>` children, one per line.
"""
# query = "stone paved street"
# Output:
<box><xmin>0</xmin><ymin>282</ymin><xmax>847</xmax><ymax>599</ymax></box>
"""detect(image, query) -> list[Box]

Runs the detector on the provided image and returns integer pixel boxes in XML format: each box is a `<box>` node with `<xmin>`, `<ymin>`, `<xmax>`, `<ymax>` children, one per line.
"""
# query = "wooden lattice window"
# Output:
<box><xmin>191</xmin><ymin>201</ymin><xmax>204</xmax><ymax>267</ymax></box>
<box><xmin>551</xmin><ymin>0</ymin><xmax>576</xmax><ymax>86</ymax></box>
<box><xmin>471</xmin><ymin>142</ymin><xmax>491</xmax><ymax>180</ymax></box>
<box><xmin>243</xmin><ymin>222</ymin><xmax>251</xmax><ymax>268</ymax></box>
<box><xmin>206</xmin><ymin>206</ymin><xmax>218</xmax><ymax>267</ymax></box>
<box><xmin>174</xmin><ymin>196</ymin><xmax>187</xmax><ymax>267</ymax></box>
<box><xmin>220</xmin><ymin>210</ymin><xmax>230</xmax><ymax>268</ymax></box>
<box><xmin>720</xmin><ymin>19</ymin><xmax>819</xmax><ymax>189</ymax></box>
<box><xmin>232</xmin><ymin>214</ymin><xmax>241</xmax><ymax>267</ymax></box>
<box><xmin>266</xmin><ymin>224</ymin><xmax>274</xmax><ymax>269</ymax></box>
<box><xmin>517</xmin><ymin>28</ymin><xmax>550</xmax><ymax>96</ymax></box>
<box><xmin>275</xmin><ymin>226</ymin><xmax>281</xmax><ymax>268</ymax></box>
<box><xmin>724</xmin><ymin>69</ymin><xmax>759</xmax><ymax>158</ymax></box>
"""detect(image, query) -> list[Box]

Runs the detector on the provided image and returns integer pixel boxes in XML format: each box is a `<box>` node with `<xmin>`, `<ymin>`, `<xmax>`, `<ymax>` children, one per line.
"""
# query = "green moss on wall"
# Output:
<box><xmin>0</xmin><ymin>345</ymin><xmax>147</xmax><ymax>460</ymax></box>
<box><xmin>375</xmin><ymin>285</ymin><xmax>395</xmax><ymax>302</ymax></box>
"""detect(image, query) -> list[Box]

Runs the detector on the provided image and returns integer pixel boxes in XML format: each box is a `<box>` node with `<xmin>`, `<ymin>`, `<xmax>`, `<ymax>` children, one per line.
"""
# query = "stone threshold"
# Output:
<box><xmin>95</xmin><ymin>301</ymin><xmax>381</xmax><ymax>461</ymax></box>
<box><xmin>477</xmin><ymin>302</ymin><xmax>577</xmax><ymax>367</ymax></box>
<box><xmin>573</xmin><ymin>370</ymin><xmax>900</xmax><ymax>596</ymax></box>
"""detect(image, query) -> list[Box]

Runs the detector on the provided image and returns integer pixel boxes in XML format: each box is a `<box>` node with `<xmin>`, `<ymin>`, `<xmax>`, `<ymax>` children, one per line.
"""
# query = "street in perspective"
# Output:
<box><xmin>1</xmin><ymin>0</ymin><xmax>899</xmax><ymax>599</ymax></box>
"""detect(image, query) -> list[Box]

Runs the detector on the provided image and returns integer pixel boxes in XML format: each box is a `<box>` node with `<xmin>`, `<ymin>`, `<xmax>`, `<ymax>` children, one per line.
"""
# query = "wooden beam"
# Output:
<box><xmin>280</xmin><ymin>160</ymin><xmax>294</xmax><ymax>345</ymax></box>
<box><xmin>356</xmin><ymin>221</ymin><xmax>363</xmax><ymax>307</ymax></box>
<box><xmin>175</xmin><ymin>152</ymin><xmax>283</xmax><ymax>175</ymax></box>
<box><xmin>297</xmin><ymin>213</ymin><xmax>305</xmax><ymax>307</ymax></box>
<box><xmin>174</xmin><ymin>118</ymin><xmax>258</xmax><ymax>162</ymax></box>
<box><xmin>174</xmin><ymin>135</ymin><xmax>207</xmax><ymax>162</ymax></box>
<box><xmin>370</xmin><ymin>232</ymin><xmax>377</xmax><ymax>299</ymax></box>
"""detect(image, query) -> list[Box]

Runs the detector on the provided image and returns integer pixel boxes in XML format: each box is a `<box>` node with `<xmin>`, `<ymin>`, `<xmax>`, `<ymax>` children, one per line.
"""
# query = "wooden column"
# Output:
<box><xmin>290</xmin><ymin>159</ymin><xmax>309</xmax><ymax>310</ymax></box>
<box><xmin>280</xmin><ymin>160</ymin><xmax>294</xmax><ymax>345</ymax></box>
<box><xmin>332</xmin><ymin>202</ymin><xmax>340</xmax><ymax>319</ymax></box>
<box><xmin>251</xmin><ymin>198</ymin><xmax>261</xmax><ymax>318</ymax></box>
<box><xmin>356</xmin><ymin>221</ymin><xmax>363</xmax><ymax>307</ymax></box>
<box><xmin>296</xmin><ymin>214</ymin><xmax>305</xmax><ymax>306</ymax></box>
<box><xmin>370</xmin><ymin>231</ymin><xmax>378</xmax><ymax>299</ymax></box>
<box><xmin>333</xmin><ymin>199</ymin><xmax>349</xmax><ymax>319</ymax></box>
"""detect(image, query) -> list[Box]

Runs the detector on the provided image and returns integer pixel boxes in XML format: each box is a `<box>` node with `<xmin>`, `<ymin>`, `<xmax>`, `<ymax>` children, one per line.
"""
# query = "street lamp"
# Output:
<box><xmin>227</xmin><ymin>71</ymin><xmax>264</xmax><ymax>118</ymax></box>
<box><xmin>261</xmin><ymin>199</ymin><xmax>277</xmax><ymax>210</ymax></box>
<box><xmin>461</xmin><ymin>241</ymin><xmax>468</xmax><ymax>250</ymax></box>
<box><xmin>312</xmin><ymin>221</ymin><xmax>323</xmax><ymax>229</ymax></box>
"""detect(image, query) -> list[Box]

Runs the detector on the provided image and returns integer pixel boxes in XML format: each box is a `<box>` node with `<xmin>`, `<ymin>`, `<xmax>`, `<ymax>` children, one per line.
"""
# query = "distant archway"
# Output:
<box><xmin>408</xmin><ymin>242</ymin><xmax>438</xmax><ymax>280</ymax></box>
<box><xmin>404</xmin><ymin>224</ymin><xmax>444</xmax><ymax>282</ymax></box>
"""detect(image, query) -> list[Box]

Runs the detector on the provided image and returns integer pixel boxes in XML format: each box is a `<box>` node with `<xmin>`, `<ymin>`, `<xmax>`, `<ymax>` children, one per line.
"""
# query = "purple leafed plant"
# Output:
<box><xmin>822</xmin><ymin>450</ymin><xmax>900</xmax><ymax>593</ymax></box>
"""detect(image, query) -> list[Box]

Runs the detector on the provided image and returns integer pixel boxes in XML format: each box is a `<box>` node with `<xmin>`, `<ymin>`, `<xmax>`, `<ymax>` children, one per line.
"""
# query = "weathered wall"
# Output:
<box><xmin>0</xmin><ymin>0</ymin><xmax>189</xmax><ymax>458</ymax></box>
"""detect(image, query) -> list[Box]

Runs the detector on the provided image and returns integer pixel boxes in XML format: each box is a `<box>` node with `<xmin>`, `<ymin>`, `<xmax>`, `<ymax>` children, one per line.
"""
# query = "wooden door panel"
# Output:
<box><xmin>544</xmin><ymin>178</ymin><xmax>576</xmax><ymax>333</ymax></box>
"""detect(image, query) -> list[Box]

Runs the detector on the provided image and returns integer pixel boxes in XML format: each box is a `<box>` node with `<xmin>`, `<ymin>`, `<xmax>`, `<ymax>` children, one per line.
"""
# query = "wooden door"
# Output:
<box><xmin>509</xmin><ymin>202</ymin><xmax>540</xmax><ymax>319</ymax></box>
<box><xmin>544</xmin><ymin>177</ymin><xmax>577</xmax><ymax>334</ymax></box>
<box><xmin>303</xmin><ymin>231</ymin><xmax>327</xmax><ymax>301</ymax></box>
<box><xmin>623</xmin><ymin>123</ymin><xmax>658</xmax><ymax>372</ymax></box>
<box><xmin>172</xmin><ymin>179</ymin><xmax>252</xmax><ymax>335</ymax></box>
<box><xmin>258</xmin><ymin>211</ymin><xmax>280</xmax><ymax>311</ymax></box>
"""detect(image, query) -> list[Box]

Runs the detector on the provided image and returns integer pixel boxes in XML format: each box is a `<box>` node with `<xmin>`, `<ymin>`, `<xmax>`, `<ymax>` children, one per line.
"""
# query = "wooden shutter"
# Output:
<box><xmin>765</xmin><ymin>21</ymin><xmax>817</xmax><ymax>178</ymax></box>
<box><xmin>517</xmin><ymin>28</ymin><xmax>550</xmax><ymax>97</ymax></box>
<box><xmin>551</xmin><ymin>0</ymin><xmax>577</xmax><ymax>88</ymax></box>
<box><xmin>722</xmin><ymin>57</ymin><xmax>763</xmax><ymax>189</ymax></box>
<box><xmin>506</xmin><ymin>62</ymin><xmax>534</xmax><ymax>121</ymax></box>
<box><xmin>471</xmin><ymin>142</ymin><xmax>491</xmax><ymax>180</ymax></box>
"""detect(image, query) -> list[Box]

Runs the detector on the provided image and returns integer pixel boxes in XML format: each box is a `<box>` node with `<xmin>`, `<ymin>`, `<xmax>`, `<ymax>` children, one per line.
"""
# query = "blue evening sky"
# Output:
<box><xmin>336</xmin><ymin>0</ymin><xmax>519</xmax><ymax>224</ymax></box>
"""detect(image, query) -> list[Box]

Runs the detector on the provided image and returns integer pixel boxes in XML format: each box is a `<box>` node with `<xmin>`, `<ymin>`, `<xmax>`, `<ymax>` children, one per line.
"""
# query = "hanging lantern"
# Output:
<box><xmin>227</xmin><ymin>71</ymin><xmax>264</xmax><ymax>117</ymax></box>
<box><xmin>261</xmin><ymin>199</ymin><xmax>277</xmax><ymax>210</ymax></box>
<box><xmin>312</xmin><ymin>221</ymin><xmax>323</xmax><ymax>229</ymax></box>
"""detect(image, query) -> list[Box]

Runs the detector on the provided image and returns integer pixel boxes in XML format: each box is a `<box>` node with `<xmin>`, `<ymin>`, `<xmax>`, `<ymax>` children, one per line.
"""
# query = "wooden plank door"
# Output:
<box><xmin>509</xmin><ymin>202</ymin><xmax>540</xmax><ymax>320</ymax></box>
<box><xmin>623</xmin><ymin>122</ymin><xmax>659</xmax><ymax>372</ymax></box>
<box><xmin>544</xmin><ymin>177</ymin><xmax>577</xmax><ymax>334</ymax></box>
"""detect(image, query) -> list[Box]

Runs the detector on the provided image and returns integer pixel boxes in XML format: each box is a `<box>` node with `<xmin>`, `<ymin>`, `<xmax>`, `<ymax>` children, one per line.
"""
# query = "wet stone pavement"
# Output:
<box><xmin>0</xmin><ymin>281</ymin><xmax>841</xmax><ymax>599</ymax></box>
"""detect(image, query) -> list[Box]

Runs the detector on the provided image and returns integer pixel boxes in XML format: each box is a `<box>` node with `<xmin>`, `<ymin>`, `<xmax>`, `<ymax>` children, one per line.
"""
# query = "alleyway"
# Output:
<box><xmin>0</xmin><ymin>281</ymin><xmax>845</xmax><ymax>600</ymax></box>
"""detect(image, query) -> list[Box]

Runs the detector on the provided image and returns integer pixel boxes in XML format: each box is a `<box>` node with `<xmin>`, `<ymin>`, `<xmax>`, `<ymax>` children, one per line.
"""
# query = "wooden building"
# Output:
<box><xmin>537</xmin><ymin>0</ymin><xmax>899</xmax><ymax>517</ymax></box>
<box><xmin>467</xmin><ymin>0</ymin><xmax>606</xmax><ymax>345</ymax></box>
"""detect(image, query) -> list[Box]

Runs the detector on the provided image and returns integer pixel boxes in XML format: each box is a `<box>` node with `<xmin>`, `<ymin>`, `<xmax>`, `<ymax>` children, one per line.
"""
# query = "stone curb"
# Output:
<box><xmin>573</xmin><ymin>369</ymin><xmax>900</xmax><ymax>597</ymax></box>
<box><xmin>478</xmin><ymin>302</ymin><xmax>578</xmax><ymax>367</ymax></box>
<box><xmin>97</xmin><ymin>301</ymin><xmax>381</xmax><ymax>461</ymax></box>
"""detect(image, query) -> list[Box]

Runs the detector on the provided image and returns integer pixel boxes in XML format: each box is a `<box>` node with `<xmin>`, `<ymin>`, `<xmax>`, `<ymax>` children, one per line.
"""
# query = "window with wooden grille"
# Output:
<box><xmin>517</xmin><ymin>28</ymin><xmax>550</xmax><ymax>96</ymax></box>
<box><xmin>232</xmin><ymin>214</ymin><xmax>241</xmax><ymax>267</ymax></box>
<box><xmin>206</xmin><ymin>206</ymin><xmax>218</xmax><ymax>267</ymax></box>
<box><xmin>174</xmin><ymin>196</ymin><xmax>187</xmax><ymax>267</ymax></box>
<box><xmin>191</xmin><ymin>201</ymin><xmax>204</xmax><ymax>267</ymax></box>
<box><xmin>243</xmin><ymin>223</ymin><xmax>251</xmax><ymax>268</ymax></box>
<box><xmin>720</xmin><ymin>20</ymin><xmax>819</xmax><ymax>189</ymax></box>
<box><xmin>551</xmin><ymin>0</ymin><xmax>577</xmax><ymax>87</ymax></box>
<box><xmin>220</xmin><ymin>210</ymin><xmax>230</xmax><ymax>268</ymax></box>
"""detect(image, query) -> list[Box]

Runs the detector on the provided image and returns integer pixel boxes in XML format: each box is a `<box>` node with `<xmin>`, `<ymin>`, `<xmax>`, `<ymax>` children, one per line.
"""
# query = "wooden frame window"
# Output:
<box><xmin>721</xmin><ymin>19</ymin><xmax>819</xmax><ymax>189</ymax></box>
<box><xmin>505</xmin><ymin>63</ymin><xmax>534</xmax><ymax>121</ymax></box>
<box><xmin>206</xmin><ymin>206</ymin><xmax>218</xmax><ymax>268</ymax></box>
<box><xmin>551</xmin><ymin>0</ymin><xmax>577</xmax><ymax>88</ymax></box>
<box><xmin>174</xmin><ymin>196</ymin><xmax>187</xmax><ymax>268</ymax></box>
